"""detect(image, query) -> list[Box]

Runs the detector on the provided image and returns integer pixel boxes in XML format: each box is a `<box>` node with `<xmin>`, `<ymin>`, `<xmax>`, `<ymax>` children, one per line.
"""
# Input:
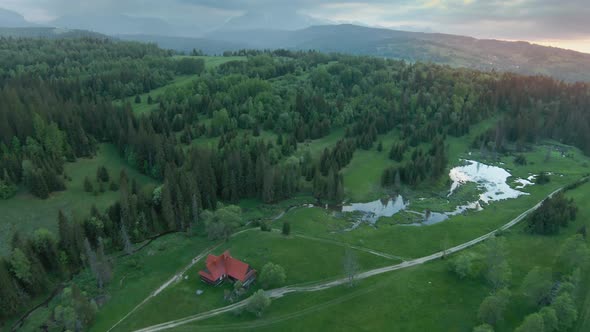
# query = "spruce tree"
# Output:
<box><xmin>83</xmin><ymin>176</ymin><xmax>93</xmax><ymax>193</ymax></box>
<box><xmin>282</xmin><ymin>221</ymin><xmax>291</xmax><ymax>236</ymax></box>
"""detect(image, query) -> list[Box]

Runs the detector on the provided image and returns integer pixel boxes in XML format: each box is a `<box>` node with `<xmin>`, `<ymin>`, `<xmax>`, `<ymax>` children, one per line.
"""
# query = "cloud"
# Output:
<box><xmin>0</xmin><ymin>0</ymin><xmax>588</xmax><ymax>41</ymax></box>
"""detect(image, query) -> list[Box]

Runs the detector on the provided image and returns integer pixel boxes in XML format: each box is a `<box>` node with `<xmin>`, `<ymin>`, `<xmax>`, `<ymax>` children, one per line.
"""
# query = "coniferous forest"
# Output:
<box><xmin>1</xmin><ymin>37</ymin><xmax>590</xmax><ymax>331</ymax></box>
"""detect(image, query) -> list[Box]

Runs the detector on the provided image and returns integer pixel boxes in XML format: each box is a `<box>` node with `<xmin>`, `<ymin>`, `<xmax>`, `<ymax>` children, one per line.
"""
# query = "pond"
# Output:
<box><xmin>340</xmin><ymin>160</ymin><xmax>533</xmax><ymax>228</ymax></box>
<box><xmin>340</xmin><ymin>195</ymin><xmax>408</xmax><ymax>229</ymax></box>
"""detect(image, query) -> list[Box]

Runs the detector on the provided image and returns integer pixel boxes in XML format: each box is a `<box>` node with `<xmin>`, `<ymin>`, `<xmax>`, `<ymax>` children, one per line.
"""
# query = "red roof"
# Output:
<box><xmin>199</xmin><ymin>250</ymin><xmax>256</xmax><ymax>283</ymax></box>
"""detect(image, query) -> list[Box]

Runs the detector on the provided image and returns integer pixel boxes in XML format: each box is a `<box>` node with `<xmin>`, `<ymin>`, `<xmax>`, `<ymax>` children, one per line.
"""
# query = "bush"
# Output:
<box><xmin>514</xmin><ymin>154</ymin><xmax>527</xmax><ymax>165</ymax></box>
<box><xmin>536</xmin><ymin>172</ymin><xmax>550</xmax><ymax>184</ymax></box>
<box><xmin>260</xmin><ymin>222</ymin><xmax>272</xmax><ymax>232</ymax></box>
<box><xmin>520</xmin><ymin>267</ymin><xmax>553</xmax><ymax>306</ymax></box>
<box><xmin>472</xmin><ymin>324</ymin><xmax>494</xmax><ymax>332</ymax></box>
<box><xmin>449</xmin><ymin>253</ymin><xmax>477</xmax><ymax>279</ymax></box>
<box><xmin>0</xmin><ymin>180</ymin><xmax>17</xmax><ymax>199</ymax></box>
<box><xmin>246</xmin><ymin>290</ymin><xmax>271</xmax><ymax>318</ymax></box>
<box><xmin>477</xmin><ymin>288</ymin><xmax>511</xmax><ymax>326</ymax></box>
<box><xmin>514</xmin><ymin>313</ymin><xmax>544</xmax><ymax>332</ymax></box>
<box><xmin>551</xmin><ymin>292</ymin><xmax>578</xmax><ymax>330</ymax></box>
<box><xmin>259</xmin><ymin>262</ymin><xmax>286</xmax><ymax>289</ymax></box>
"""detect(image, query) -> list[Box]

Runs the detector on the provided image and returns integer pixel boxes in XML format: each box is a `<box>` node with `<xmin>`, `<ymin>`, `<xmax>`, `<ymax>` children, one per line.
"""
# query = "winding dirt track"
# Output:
<box><xmin>132</xmin><ymin>186</ymin><xmax>567</xmax><ymax>332</ymax></box>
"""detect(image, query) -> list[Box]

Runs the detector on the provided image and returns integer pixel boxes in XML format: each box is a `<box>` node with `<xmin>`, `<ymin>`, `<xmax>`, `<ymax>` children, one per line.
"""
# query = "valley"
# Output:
<box><xmin>1</xmin><ymin>37</ymin><xmax>589</xmax><ymax>332</ymax></box>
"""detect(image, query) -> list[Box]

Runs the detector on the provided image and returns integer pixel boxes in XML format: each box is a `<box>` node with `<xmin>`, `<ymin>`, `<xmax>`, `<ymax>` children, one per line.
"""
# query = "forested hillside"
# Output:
<box><xmin>1</xmin><ymin>38</ymin><xmax>590</xmax><ymax>330</ymax></box>
<box><xmin>126</xmin><ymin>24</ymin><xmax>590</xmax><ymax>82</ymax></box>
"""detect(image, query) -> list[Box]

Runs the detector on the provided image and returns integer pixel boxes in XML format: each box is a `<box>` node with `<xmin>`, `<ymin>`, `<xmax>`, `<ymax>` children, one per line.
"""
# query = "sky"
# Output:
<box><xmin>1</xmin><ymin>0</ymin><xmax>590</xmax><ymax>53</ymax></box>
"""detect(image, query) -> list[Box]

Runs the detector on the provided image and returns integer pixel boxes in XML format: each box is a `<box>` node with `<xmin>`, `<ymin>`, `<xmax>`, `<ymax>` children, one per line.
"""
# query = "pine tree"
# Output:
<box><xmin>0</xmin><ymin>259</ymin><xmax>23</xmax><ymax>316</ymax></box>
<box><xmin>191</xmin><ymin>193</ymin><xmax>199</xmax><ymax>232</ymax></box>
<box><xmin>83</xmin><ymin>176</ymin><xmax>93</xmax><ymax>193</ymax></box>
<box><xmin>161</xmin><ymin>183</ymin><xmax>176</xmax><ymax>231</ymax></box>
<box><xmin>120</xmin><ymin>222</ymin><xmax>133</xmax><ymax>255</ymax></box>
<box><xmin>83</xmin><ymin>238</ymin><xmax>100</xmax><ymax>288</ymax></box>
<box><xmin>96</xmin><ymin>166</ymin><xmax>109</xmax><ymax>183</ymax></box>
<box><xmin>95</xmin><ymin>239</ymin><xmax>112</xmax><ymax>289</ymax></box>
<box><xmin>282</xmin><ymin>221</ymin><xmax>290</xmax><ymax>236</ymax></box>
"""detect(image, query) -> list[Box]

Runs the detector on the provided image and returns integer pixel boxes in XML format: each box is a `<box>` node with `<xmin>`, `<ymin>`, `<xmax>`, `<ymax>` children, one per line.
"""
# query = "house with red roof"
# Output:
<box><xmin>198</xmin><ymin>250</ymin><xmax>256</xmax><ymax>286</ymax></box>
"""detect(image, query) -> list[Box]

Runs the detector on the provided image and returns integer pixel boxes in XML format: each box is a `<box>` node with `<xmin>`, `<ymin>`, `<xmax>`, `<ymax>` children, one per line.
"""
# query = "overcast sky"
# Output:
<box><xmin>2</xmin><ymin>0</ymin><xmax>590</xmax><ymax>52</ymax></box>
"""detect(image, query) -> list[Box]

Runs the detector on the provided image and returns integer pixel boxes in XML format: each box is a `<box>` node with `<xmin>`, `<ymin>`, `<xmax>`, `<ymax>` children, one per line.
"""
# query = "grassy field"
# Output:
<box><xmin>18</xmin><ymin>138</ymin><xmax>582</xmax><ymax>332</ymax></box>
<box><xmin>110</xmin><ymin>230</ymin><xmax>392</xmax><ymax>331</ymax></box>
<box><xmin>21</xmin><ymin>136</ymin><xmax>586</xmax><ymax>332</ymax></box>
<box><xmin>119</xmin><ymin>56</ymin><xmax>246</xmax><ymax>114</ymax></box>
<box><xmin>293</xmin><ymin>129</ymin><xmax>345</xmax><ymax>160</ymax></box>
<box><xmin>0</xmin><ymin>144</ymin><xmax>155</xmax><ymax>255</ymax></box>
<box><xmin>10</xmin><ymin>117</ymin><xmax>589</xmax><ymax>331</ymax></box>
<box><xmin>341</xmin><ymin>131</ymin><xmax>400</xmax><ymax>202</ymax></box>
<box><xmin>169</xmin><ymin>171</ymin><xmax>590</xmax><ymax>332</ymax></box>
<box><xmin>118</xmin><ymin>75</ymin><xmax>195</xmax><ymax>114</ymax></box>
<box><xmin>12</xmin><ymin>233</ymin><xmax>213</xmax><ymax>332</ymax></box>
<box><xmin>341</xmin><ymin>118</ymin><xmax>500</xmax><ymax>203</ymax></box>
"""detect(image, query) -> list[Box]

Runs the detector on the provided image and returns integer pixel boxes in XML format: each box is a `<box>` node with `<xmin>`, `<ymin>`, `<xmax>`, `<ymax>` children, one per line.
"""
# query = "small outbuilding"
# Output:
<box><xmin>198</xmin><ymin>250</ymin><xmax>256</xmax><ymax>287</ymax></box>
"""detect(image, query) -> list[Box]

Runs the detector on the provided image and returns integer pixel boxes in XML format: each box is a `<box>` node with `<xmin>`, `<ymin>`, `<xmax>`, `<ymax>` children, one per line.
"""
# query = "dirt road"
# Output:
<box><xmin>132</xmin><ymin>186</ymin><xmax>566</xmax><ymax>332</ymax></box>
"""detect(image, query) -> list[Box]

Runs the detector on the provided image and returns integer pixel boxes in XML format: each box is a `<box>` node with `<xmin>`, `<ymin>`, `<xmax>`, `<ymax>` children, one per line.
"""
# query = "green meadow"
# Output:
<box><xmin>0</xmin><ymin>144</ymin><xmax>154</xmax><ymax>255</ymax></box>
<box><xmin>118</xmin><ymin>56</ymin><xmax>246</xmax><ymax>115</ymax></box>
<box><xmin>168</xmin><ymin>160</ymin><xmax>590</xmax><ymax>332</ymax></box>
<box><xmin>79</xmin><ymin>138</ymin><xmax>590</xmax><ymax>332</ymax></box>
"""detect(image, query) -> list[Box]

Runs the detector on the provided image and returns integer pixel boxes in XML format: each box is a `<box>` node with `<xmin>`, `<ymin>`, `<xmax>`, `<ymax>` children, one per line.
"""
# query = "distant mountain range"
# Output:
<box><xmin>0</xmin><ymin>27</ymin><xmax>106</xmax><ymax>39</ymax></box>
<box><xmin>124</xmin><ymin>24</ymin><xmax>590</xmax><ymax>82</ymax></box>
<box><xmin>1</xmin><ymin>6</ymin><xmax>590</xmax><ymax>82</ymax></box>
<box><xmin>0</xmin><ymin>8</ymin><xmax>35</xmax><ymax>27</ymax></box>
<box><xmin>51</xmin><ymin>14</ymin><xmax>185</xmax><ymax>37</ymax></box>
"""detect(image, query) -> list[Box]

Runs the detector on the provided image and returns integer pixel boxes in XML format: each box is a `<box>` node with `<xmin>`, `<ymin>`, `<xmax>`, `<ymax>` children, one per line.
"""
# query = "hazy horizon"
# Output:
<box><xmin>0</xmin><ymin>0</ymin><xmax>589</xmax><ymax>53</ymax></box>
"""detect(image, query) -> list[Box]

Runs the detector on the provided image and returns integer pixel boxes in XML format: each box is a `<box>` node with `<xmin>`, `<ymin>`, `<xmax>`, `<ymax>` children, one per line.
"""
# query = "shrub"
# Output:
<box><xmin>514</xmin><ymin>155</ymin><xmax>527</xmax><ymax>165</ymax></box>
<box><xmin>246</xmin><ymin>290</ymin><xmax>271</xmax><ymax>318</ymax></box>
<box><xmin>477</xmin><ymin>288</ymin><xmax>511</xmax><ymax>326</ymax></box>
<box><xmin>0</xmin><ymin>180</ymin><xmax>17</xmax><ymax>199</ymax></box>
<box><xmin>259</xmin><ymin>262</ymin><xmax>286</xmax><ymax>289</ymax></box>
<box><xmin>536</xmin><ymin>172</ymin><xmax>550</xmax><ymax>184</ymax></box>
<box><xmin>449</xmin><ymin>253</ymin><xmax>477</xmax><ymax>279</ymax></box>
<box><xmin>260</xmin><ymin>222</ymin><xmax>272</xmax><ymax>232</ymax></box>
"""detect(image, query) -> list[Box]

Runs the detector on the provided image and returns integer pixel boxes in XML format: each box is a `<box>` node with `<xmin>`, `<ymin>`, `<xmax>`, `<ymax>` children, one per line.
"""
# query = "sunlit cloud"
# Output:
<box><xmin>533</xmin><ymin>39</ymin><xmax>590</xmax><ymax>54</ymax></box>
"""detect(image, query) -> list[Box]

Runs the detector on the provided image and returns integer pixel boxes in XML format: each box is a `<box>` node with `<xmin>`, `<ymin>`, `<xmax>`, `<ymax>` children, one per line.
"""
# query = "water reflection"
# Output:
<box><xmin>341</xmin><ymin>195</ymin><xmax>407</xmax><ymax>224</ymax></box>
<box><xmin>341</xmin><ymin>160</ymin><xmax>533</xmax><ymax>228</ymax></box>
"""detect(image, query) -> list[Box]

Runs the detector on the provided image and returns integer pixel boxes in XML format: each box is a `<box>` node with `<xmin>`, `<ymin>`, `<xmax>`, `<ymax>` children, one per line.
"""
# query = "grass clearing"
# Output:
<box><xmin>118</xmin><ymin>56</ymin><xmax>247</xmax><ymax>115</ymax></box>
<box><xmin>173</xmin><ymin>259</ymin><xmax>488</xmax><ymax>332</ymax></box>
<box><xmin>172</xmin><ymin>179</ymin><xmax>590</xmax><ymax>332</ymax></box>
<box><xmin>198</xmin><ymin>56</ymin><xmax>247</xmax><ymax>69</ymax></box>
<box><xmin>293</xmin><ymin>129</ymin><xmax>345</xmax><ymax>160</ymax></box>
<box><xmin>87</xmin><ymin>233</ymin><xmax>213</xmax><ymax>332</ymax></box>
<box><xmin>341</xmin><ymin>118</ymin><xmax>500</xmax><ymax>203</ymax></box>
<box><xmin>341</xmin><ymin>131</ymin><xmax>401</xmax><ymax>202</ymax></box>
<box><xmin>0</xmin><ymin>144</ymin><xmax>155</xmax><ymax>255</ymax></box>
<box><xmin>97</xmin><ymin>139</ymin><xmax>590</xmax><ymax>332</ymax></box>
<box><xmin>113</xmin><ymin>230</ymin><xmax>392</xmax><ymax>331</ymax></box>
